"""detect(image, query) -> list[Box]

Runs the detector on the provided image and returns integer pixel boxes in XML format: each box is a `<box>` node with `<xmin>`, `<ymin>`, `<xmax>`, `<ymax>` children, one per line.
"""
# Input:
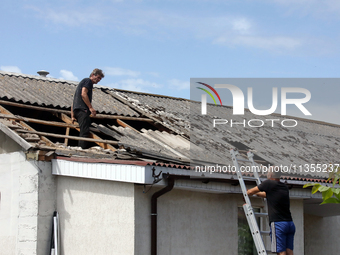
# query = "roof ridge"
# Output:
<box><xmin>0</xmin><ymin>71</ymin><xmax>190</xmax><ymax>101</ymax></box>
<box><xmin>113</xmin><ymin>88</ymin><xmax>190</xmax><ymax>101</ymax></box>
<box><xmin>0</xmin><ymin>70</ymin><xmax>80</xmax><ymax>85</ymax></box>
<box><xmin>0</xmin><ymin>70</ymin><xmax>116</xmax><ymax>90</ymax></box>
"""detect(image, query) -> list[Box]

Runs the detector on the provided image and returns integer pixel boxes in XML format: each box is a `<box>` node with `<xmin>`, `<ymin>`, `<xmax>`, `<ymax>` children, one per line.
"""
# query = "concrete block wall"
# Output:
<box><xmin>0</xmin><ymin>150</ymin><xmax>55</xmax><ymax>255</ymax></box>
<box><xmin>0</xmin><ymin>151</ymin><xmax>39</xmax><ymax>255</ymax></box>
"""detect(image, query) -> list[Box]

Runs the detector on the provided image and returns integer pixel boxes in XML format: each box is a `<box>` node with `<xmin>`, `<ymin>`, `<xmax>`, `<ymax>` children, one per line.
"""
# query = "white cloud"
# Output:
<box><xmin>0</xmin><ymin>66</ymin><xmax>22</xmax><ymax>73</ymax></box>
<box><xmin>168</xmin><ymin>79</ymin><xmax>190</xmax><ymax>91</ymax></box>
<box><xmin>111</xmin><ymin>78</ymin><xmax>162</xmax><ymax>93</ymax></box>
<box><xmin>28</xmin><ymin>6</ymin><xmax>107</xmax><ymax>27</ymax></box>
<box><xmin>104</xmin><ymin>67</ymin><xmax>140</xmax><ymax>77</ymax></box>
<box><xmin>269</xmin><ymin>0</ymin><xmax>340</xmax><ymax>16</ymax></box>
<box><xmin>27</xmin><ymin>4</ymin><xmax>305</xmax><ymax>53</ymax></box>
<box><xmin>147</xmin><ymin>72</ymin><xmax>160</xmax><ymax>77</ymax></box>
<box><xmin>214</xmin><ymin>35</ymin><xmax>302</xmax><ymax>51</ymax></box>
<box><xmin>232</xmin><ymin>18</ymin><xmax>252</xmax><ymax>35</ymax></box>
<box><xmin>59</xmin><ymin>70</ymin><xmax>79</xmax><ymax>81</ymax></box>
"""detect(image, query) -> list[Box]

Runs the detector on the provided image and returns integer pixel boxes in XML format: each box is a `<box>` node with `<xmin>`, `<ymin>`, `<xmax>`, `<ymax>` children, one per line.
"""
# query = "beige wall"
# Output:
<box><xmin>290</xmin><ymin>199</ymin><xmax>304</xmax><ymax>255</ymax></box>
<box><xmin>56</xmin><ymin>176</ymin><xmax>135</xmax><ymax>255</ymax></box>
<box><xmin>134</xmin><ymin>186</ymin><xmax>239</xmax><ymax>255</ymax></box>
<box><xmin>134</xmin><ymin>186</ymin><xmax>305</xmax><ymax>255</ymax></box>
<box><xmin>304</xmin><ymin>214</ymin><xmax>340</xmax><ymax>255</ymax></box>
<box><xmin>36</xmin><ymin>161</ymin><xmax>56</xmax><ymax>255</ymax></box>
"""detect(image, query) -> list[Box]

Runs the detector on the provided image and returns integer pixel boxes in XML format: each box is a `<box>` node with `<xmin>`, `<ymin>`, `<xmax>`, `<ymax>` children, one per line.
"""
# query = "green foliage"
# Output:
<box><xmin>303</xmin><ymin>166</ymin><xmax>340</xmax><ymax>204</ymax></box>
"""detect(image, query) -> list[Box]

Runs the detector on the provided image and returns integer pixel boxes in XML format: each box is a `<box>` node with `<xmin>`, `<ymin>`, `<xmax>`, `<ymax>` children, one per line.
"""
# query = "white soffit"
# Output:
<box><xmin>52</xmin><ymin>159</ymin><xmax>153</xmax><ymax>184</ymax></box>
<box><xmin>51</xmin><ymin>159</ymin><xmax>323</xmax><ymax>199</ymax></box>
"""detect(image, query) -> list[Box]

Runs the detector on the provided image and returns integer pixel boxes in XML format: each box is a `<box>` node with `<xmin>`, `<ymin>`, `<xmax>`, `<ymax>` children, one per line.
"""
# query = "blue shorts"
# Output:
<box><xmin>270</xmin><ymin>221</ymin><xmax>296</xmax><ymax>253</ymax></box>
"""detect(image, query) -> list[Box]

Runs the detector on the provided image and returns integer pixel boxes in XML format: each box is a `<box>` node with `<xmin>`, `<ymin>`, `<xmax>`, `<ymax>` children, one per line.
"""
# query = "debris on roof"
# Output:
<box><xmin>1</xmin><ymin>71</ymin><xmax>339</xmax><ymax>183</ymax></box>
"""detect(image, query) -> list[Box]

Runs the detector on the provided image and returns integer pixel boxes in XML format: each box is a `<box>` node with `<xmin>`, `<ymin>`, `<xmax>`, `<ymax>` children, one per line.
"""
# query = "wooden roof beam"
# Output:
<box><xmin>15</xmin><ymin>129</ymin><xmax>119</xmax><ymax>145</ymax></box>
<box><xmin>0</xmin><ymin>100</ymin><xmax>154</xmax><ymax>122</ymax></box>
<box><xmin>0</xmin><ymin>105</ymin><xmax>56</xmax><ymax>147</ymax></box>
<box><xmin>56</xmin><ymin>113</ymin><xmax>117</xmax><ymax>151</ymax></box>
<box><xmin>0</xmin><ymin>113</ymin><xmax>79</xmax><ymax>129</ymax></box>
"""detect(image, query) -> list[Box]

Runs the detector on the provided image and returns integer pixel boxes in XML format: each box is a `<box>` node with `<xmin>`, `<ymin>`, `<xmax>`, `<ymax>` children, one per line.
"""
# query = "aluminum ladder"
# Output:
<box><xmin>230</xmin><ymin>149</ymin><xmax>272</xmax><ymax>255</ymax></box>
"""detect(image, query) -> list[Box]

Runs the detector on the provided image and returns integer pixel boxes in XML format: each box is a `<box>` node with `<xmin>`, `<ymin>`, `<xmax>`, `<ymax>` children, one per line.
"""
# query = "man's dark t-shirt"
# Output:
<box><xmin>257</xmin><ymin>179</ymin><xmax>292</xmax><ymax>223</ymax></box>
<box><xmin>73</xmin><ymin>78</ymin><xmax>93</xmax><ymax>112</ymax></box>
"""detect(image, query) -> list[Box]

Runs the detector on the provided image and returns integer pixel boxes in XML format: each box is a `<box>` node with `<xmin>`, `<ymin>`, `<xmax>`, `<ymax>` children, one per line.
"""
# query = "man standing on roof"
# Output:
<box><xmin>247</xmin><ymin>168</ymin><xmax>295</xmax><ymax>255</ymax></box>
<box><xmin>71</xmin><ymin>68</ymin><xmax>104</xmax><ymax>149</ymax></box>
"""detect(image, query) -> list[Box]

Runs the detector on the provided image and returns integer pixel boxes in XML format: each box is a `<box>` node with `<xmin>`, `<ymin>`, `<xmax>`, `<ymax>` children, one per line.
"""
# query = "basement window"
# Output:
<box><xmin>238</xmin><ymin>207</ymin><xmax>261</xmax><ymax>255</ymax></box>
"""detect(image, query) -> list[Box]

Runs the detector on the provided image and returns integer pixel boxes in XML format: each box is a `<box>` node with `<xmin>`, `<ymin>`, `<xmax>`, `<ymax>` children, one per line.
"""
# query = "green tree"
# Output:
<box><xmin>303</xmin><ymin>167</ymin><xmax>340</xmax><ymax>204</ymax></box>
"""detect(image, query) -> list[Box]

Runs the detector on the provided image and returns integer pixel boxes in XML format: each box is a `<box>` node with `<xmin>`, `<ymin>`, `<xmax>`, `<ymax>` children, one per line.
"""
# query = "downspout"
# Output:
<box><xmin>151</xmin><ymin>175</ymin><xmax>175</xmax><ymax>255</ymax></box>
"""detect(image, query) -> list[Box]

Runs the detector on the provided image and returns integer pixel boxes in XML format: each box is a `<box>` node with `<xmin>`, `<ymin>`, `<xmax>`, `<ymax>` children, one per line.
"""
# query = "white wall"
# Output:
<box><xmin>0</xmin><ymin>150</ymin><xmax>55</xmax><ymax>255</ymax></box>
<box><xmin>134</xmin><ymin>185</ymin><xmax>239</xmax><ymax>255</ymax></box>
<box><xmin>56</xmin><ymin>176</ymin><xmax>135</xmax><ymax>255</ymax></box>
<box><xmin>304</xmin><ymin>214</ymin><xmax>340</xmax><ymax>255</ymax></box>
<box><xmin>0</xmin><ymin>152</ymin><xmax>41</xmax><ymax>255</ymax></box>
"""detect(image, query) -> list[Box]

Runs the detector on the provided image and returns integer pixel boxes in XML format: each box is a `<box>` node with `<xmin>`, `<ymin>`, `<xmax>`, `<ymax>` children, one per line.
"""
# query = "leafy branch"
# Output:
<box><xmin>303</xmin><ymin>166</ymin><xmax>340</xmax><ymax>204</ymax></box>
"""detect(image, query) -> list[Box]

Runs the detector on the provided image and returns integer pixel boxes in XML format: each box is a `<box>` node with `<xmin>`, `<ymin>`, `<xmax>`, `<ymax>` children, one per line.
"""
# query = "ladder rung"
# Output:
<box><xmin>254</xmin><ymin>212</ymin><xmax>268</xmax><ymax>217</ymax></box>
<box><xmin>242</xmin><ymin>176</ymin><xmax>258</xmax><ymax>181</ymax></box>
<box><xmin>236</xmin><ymin>158</ymin><xmax>252</xmax><ymax>163</ymax></box>
<box><xmin>260</xmin><ymin>231</ymin><xmax>270</xmax><ymax>235</ymax></box>
<box><xmin>266</xmin><ymin>250</ymin><xmax>276</xmax><ymax>254</ymax></box>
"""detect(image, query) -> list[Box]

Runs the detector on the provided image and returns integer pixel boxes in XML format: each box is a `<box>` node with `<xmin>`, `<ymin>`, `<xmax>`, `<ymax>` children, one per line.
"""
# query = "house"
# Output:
<box><xmin>0</xmin><ymin>70</ymin><xmax>339</xmax><ymax>255</ymax></box>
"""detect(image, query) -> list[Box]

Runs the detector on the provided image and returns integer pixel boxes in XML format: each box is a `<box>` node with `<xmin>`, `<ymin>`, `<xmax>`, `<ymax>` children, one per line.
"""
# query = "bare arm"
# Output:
<box><xmin>247</xmin><ymin>186</ymin><xmax>266</xmax><ymax>198</ymax></box>
<box><xmin>81</xmin><ymin>87</ymin><xmax>96</xmax><ymax>117</ymax></box>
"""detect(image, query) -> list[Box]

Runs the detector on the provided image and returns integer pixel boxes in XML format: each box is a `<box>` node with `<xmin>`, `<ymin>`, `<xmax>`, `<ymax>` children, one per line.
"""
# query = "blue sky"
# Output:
<box><xmin>1</xmin><ymin>0</ymin><xmax>340</xmax><ymax>123</ymax></box>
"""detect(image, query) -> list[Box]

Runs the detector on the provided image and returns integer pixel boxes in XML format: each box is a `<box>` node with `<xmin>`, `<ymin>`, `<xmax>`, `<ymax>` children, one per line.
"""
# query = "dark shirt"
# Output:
<box><xmin>258</xmin><ymin>179</ymin><xmax>293</xmax><ymax>223</ymax></box>
<box><xmin>73</xmin><ymin>78</ymin><xmax>93</xmax><ymax>112</ymax></box>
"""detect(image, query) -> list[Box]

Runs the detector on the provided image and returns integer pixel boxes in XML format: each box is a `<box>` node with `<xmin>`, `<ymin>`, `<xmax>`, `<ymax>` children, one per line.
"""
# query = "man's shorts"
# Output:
<box><xmin>270</xmin><ymin>221</ymin><xmax>296</xmax><ymax>253</ymax></box>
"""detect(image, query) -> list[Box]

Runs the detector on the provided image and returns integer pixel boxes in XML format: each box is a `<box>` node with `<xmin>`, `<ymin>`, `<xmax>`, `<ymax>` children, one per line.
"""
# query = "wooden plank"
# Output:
<box><xmin>15</xmin><ymin>129</ymin><xmax>119</xmax><ymax>145</ymax></box>
<box><xmin>38</xmin><ymin>150</ymin><xmax>55</xmax><ymax>162</ymax></box>
<box><xmin>64</xmin><ymin>127</ymin><xmax>70</xmax><ymax>146</ymax></box>
<box><xmin>0</xmin><ymin>113</ymin><xmax>79</xmax><ymax>128</ymax></box>
<box><xmin>0</xmin><ymin>100</ymin><xmax>70</xmax><ymax>114</ymax></box>
<box><xmin>57</xmin><ymin>113</ymin><xmax>117</xmax><ymax>151</ymax></box>
<box><xmin>0</xmin><ymin>100</ymin><xmax>153</xmax><ymax>122</ymax></box>
<box><xmin>116</xmin><ymin>119</ymin><xmax>140</xmax><ymax>133</ymax></box>
<box><xmin>0</xmin><ymin>105</ymin><xmax>56</xmax><ymax>147</ymax></box>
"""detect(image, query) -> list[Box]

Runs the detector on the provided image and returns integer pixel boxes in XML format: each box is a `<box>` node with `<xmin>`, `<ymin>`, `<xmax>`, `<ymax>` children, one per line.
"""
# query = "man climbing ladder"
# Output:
<box><xmin>247</xmin><ymin>167</ymin><xmax>296</xmax><ymax>255</ymax></box>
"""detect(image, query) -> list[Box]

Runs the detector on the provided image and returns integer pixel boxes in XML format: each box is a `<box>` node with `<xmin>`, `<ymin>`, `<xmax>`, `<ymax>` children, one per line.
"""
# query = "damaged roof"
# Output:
<box><xmin>0</xmin><ymin>71</ymin><xmax>139</xmax><ymax>116</ymax></box>
<box><xmin>0</xmin><ymin>71</ymin><xmax>339</xmax><ymax>182</ymax></box>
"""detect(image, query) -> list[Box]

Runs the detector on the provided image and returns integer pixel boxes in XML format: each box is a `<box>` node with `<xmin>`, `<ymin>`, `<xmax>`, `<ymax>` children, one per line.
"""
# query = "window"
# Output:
<box><xmin>238</xmin><ymin>207</ymin><xmax>261</xmax><ymax>255</ymax></box>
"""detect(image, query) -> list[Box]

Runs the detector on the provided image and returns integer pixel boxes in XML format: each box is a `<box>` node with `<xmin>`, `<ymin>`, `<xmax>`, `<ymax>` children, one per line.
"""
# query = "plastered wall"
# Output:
<box><xmin>304</xmin><ymin>213</ymin><xmax>340</xmax><ymax>255</ymax></box>
<box><xmin>56</xmin><ymin>176</ymin><xmax>135</xmax><ymax>255</ymax></box>
<box><xmin>134</xmin><ymin>186</ymin><xmax>239</xmax><ymax>255</ymax></box>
